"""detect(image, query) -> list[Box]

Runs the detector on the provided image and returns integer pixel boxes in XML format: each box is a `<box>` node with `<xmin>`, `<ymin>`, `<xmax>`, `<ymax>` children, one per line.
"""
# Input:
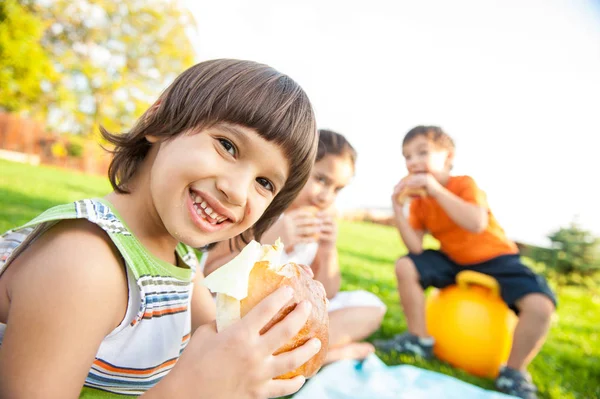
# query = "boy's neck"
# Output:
<box><xmin>104</xmin><ymin>167</ymin><xmax>180</xmax><ymax>266</ymax></box>
<box><xmin>436</xmin><ymin>171</ymin><xmax>452</xmax><ymax>186</ymax></box>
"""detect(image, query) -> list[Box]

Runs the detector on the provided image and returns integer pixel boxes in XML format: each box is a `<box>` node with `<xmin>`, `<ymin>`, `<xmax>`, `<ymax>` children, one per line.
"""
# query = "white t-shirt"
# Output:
<box><xmin>281</xmin><ymin>242</ymin><xmax>319</xmax><ymax>266</ymax></box>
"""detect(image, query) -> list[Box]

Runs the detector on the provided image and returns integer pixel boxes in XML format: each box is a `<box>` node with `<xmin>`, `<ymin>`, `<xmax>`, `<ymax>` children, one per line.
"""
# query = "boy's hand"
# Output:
<box><xmin>404</xmin><ymin>173</ymin><xmax>442</xmax><ymax>197</ymax></box>
<box><xmin>392</xmin><ymin>178</ymin><xmax>411</xmax><ymax>210</ymax></box>
<box><xmin>160</xmin><ymin>286</ymin><xmax>321</xmax><ymax>399</ymax></box>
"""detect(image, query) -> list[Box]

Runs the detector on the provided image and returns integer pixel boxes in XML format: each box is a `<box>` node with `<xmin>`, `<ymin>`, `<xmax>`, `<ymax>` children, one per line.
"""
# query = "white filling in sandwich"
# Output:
<box><xmin>203</xmin><ymin>238</ymin><xmax>290</xmax><ymax>331</ymax></box>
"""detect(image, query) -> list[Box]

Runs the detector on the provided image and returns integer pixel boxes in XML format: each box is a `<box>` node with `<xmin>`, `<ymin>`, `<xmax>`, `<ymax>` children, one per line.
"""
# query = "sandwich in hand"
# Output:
<box><xmin>396</xmin><ymin>174</ymin><xmax>427</xmax><ymax>204</ymax></box>
<box><xmin>203</xmin><ymin>239</ymin><xmax>329</xmax><ymax>379</ymax></box>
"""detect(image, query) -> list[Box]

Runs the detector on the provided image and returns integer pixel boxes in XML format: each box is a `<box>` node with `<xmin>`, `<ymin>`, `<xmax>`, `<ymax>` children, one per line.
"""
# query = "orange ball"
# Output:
<box><xmin>425</xmin><ymin>271</ymin><xmax>518</xmax><ymax>378</ymax></box>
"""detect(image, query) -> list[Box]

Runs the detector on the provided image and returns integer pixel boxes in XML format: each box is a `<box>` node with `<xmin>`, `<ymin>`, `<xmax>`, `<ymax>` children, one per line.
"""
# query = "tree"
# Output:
<box><xmin>0</xmin><ymin>0</ymin><xmax>56</xmax><ymax>113</ymax></box>
<box><xmin>548</xmin><ymin>219</ymin><xmax>600</xmax><ymax>275</ymax></box>
<box><xmin>26</xmin><ymin>0</ymin><xmax>197</xmax><ymax>135</ymax></box>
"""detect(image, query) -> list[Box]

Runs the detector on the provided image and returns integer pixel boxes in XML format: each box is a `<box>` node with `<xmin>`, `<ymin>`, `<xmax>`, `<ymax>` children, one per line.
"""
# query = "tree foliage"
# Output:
<box><xmin>0</xmin><ymin>0</ymin><xmax>56</xmax><ymax>112</ymax></box>
<box><xmin>4</xmin><ymin>0</ymin><xmax>197</xmax><ymax>135</ymax></box>
<box><xmin>548</xmin><ymin>220</ymin><xmax>600</xmax><ymax>275</ymax></box>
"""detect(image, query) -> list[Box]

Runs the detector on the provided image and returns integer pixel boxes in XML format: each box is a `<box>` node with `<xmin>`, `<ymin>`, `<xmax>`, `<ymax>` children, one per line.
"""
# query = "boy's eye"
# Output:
<box><xmin>316</xmin><ymin>176</ymin><xmax>327</xmax><ymax>184</ymax></box>
<box><xmin>419</xmin><ymin>151</ymin><xmax>428</xmax><ymax>156</ymax></box>
<box><xmin>256</xmin><ymin>177</ymin><xmax>274</xmax><ymax>192</ymax></box>
<box><xmin>219</xmin><ymin>138</ymin><xmax>236</xmax><ymax>156</ymax></box>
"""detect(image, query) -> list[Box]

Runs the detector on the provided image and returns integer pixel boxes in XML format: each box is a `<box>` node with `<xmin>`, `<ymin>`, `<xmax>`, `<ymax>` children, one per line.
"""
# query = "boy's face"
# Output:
<box><xmin>402</xmin><ymin>135</ymin><xmax>452</xmax><ymax>178</ymax></box>
<box><xmin>291</xmin><ymin>154</ymin><xmax>354</xmax><ymax>211</ymax></box>
<box><xmin>147</xmin><ymin>123</ymin><xmax>289</xmax><ymax>248</ymax></box>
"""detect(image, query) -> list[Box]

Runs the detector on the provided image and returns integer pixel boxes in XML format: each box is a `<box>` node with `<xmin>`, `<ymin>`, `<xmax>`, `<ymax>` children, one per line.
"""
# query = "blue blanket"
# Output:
<box><xmin>292</xmin><ymin>354</ymin><xmax>518</xmax><ymax>399</ymax></box>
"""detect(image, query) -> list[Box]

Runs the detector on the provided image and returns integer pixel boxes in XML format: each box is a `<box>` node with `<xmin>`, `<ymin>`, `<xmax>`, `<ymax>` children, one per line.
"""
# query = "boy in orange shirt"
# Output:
<box><xmin>376</xmin><ymin>126</ymin><xmax>556</xmax><ymax>399</ymax></box>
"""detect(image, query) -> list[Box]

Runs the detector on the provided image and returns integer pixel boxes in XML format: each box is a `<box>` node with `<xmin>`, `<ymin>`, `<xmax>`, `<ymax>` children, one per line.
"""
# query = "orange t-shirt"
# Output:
<box><xmin>408</xmin><ymin>175</ymin><xmax>518</xmax><ymax>265</ymax></box>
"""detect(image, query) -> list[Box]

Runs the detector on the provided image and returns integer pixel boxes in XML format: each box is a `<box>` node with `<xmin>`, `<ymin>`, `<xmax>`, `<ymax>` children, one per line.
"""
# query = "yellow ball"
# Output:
<box><xmin>425</xmin><ymin>271</ymin><xmax>518</xmax><ymax>378</ymax></box>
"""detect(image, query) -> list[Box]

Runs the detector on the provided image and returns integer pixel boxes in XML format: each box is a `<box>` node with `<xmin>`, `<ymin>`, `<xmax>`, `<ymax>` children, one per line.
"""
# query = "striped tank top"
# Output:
<box><xmin>0</xmin><ymin>198</ymin><xmax>201</xmax><ymax>397</ymax></box>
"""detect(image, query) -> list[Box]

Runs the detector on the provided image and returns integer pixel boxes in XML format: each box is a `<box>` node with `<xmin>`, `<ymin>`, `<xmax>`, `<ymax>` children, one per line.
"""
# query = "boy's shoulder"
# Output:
<box><xmin>4</xmin><ymin>217</ymin><xmax>129</xmax><ymax>355</ymax></box>
<box><xmin>6</xmin><ymin>217</ymin><xmax>125</xmax><ymax>274</ymax></box>
<box><xmin>446</xmin><ymin>175</ymin><xmax>482</xmax><ymax>193</ymax></box>
<box><xmin>4</xmin><ymin>217</ymin><xmax>127</xmax><ymax>310</ymax></box>
<box><xmin>449</xmin><ymin>174</ymin><xmax>478</xmax><ymax>185</ymax></box>
<box><xmin>2</xmin><ymin>199</ymin><xmax>111</xmax><ymax>266</ymax></box>
<box><xmin>37</xmin><ymin>218</ymin><xmax>125</xmax><ymax>266</ymax></box>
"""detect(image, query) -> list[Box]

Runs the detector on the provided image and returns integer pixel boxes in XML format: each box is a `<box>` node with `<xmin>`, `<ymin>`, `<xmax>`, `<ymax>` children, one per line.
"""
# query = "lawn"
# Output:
<box><xmin>0</xmin><ymin>159</ymin><xmax>111</xmax><ymax>232</ymax></box>
<box><xmin>1</xmin><ymin>159</ymin><xmax>599</xmax><ymax>398</ymax></box>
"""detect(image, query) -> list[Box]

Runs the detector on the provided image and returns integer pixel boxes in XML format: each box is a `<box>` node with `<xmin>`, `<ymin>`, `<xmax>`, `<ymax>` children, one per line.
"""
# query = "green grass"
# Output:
<box><xmin>1</xmin><ymin>159</ymin><xmax>599</xmax><ymax>398</ymax></box>
<box><xmin>0</xmin><ymin>159</ymin><xmax>111</xmax><ymax>231</ymax></box>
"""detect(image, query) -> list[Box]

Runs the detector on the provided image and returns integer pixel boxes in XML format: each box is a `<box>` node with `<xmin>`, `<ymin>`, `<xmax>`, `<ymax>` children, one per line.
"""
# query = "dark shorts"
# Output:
<box><xmin>407</xmin><ymin>250</ymin><xmax>557</xmax><ymax>314</ymax></box>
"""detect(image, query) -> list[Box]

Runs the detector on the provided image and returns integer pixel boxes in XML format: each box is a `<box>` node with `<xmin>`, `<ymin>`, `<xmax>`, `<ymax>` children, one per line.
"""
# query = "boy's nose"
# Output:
<box><xmin>406</xmin><ymin>160</ymin><xmax>420</xmax><ymax>172</ymax></box>
<box><xmin>216</xmin><ymin>173</ymin><xmax>249</xmax><ymax>207</ymax></box>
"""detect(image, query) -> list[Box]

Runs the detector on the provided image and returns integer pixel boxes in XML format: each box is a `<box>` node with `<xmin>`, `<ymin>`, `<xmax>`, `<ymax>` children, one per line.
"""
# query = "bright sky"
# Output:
<box><xmin>184</xmin><ymin>0</ymin><xmax>600</xmax><ymax>246</ymax></box>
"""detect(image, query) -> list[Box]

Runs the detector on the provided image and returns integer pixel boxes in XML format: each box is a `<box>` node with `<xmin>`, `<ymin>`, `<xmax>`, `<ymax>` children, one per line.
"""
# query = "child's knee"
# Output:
<box><xmin>395</xmin><ymin>257</ymin><xmax>418</xmax><ymax>281</ymax></box>
<box><xmin>372</xmin><ymin>304</ymin><xmax>387</xmax><ymax>322</ymax></box>
<box><xmin>518</xmin><ymin>293</ymin><xmax>555</xmax><ymax>323</ymax></box>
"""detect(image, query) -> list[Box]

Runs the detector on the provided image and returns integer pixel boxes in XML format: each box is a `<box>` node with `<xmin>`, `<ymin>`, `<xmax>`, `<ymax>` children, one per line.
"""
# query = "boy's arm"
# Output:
<box><xmin>426</xmin><ymin>175</ymin><xmax>488</xmax><ymax>233</ymax></box>
<box><xmin>392</xmin><ymin>180</ymin><xmax>425</xmax><ymax>254</ymax></box>
<box><xmin>0</xmin><ymin>220</ymin><xmax>129</xmax><ymax>399</ymax></box>
<box><xmin>393</xmin><ymin>212</ymin><xmax>425</xmax><ymax>254</ymax></box>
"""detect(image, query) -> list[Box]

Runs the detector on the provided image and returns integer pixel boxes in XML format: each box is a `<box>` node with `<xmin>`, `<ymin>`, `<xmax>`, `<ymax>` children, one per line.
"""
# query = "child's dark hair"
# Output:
<box><xmin>316</xmin><ymin>129</ymin><xmax>357</xmax><ymax>170</ymax></box>
<box><xmin>402</xmin><ymin>125</ymin><xmax>455</xmax><ymax>152</ymax></box>
<box><xmin>101</xmin><ymin>59</ymin><xmax>318</xmax><ymax>245</ymax></box>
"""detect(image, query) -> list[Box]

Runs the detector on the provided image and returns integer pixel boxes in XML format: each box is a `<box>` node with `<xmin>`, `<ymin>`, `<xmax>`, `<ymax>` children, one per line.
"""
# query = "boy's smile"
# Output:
<box><xmin>140</xmin><ymin>123</ymin><xmax>289</xmax><ymax>249</ymax></box>
<box><xmin>187</xmin><ymin>188</ymin><xmax>237</xmax><ymax>233</ymax></box>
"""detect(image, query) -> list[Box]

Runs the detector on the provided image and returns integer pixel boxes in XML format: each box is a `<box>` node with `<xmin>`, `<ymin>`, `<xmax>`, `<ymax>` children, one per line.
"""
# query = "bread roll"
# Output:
<box><xmin>243</xmin><ymin>261</ymin><xmax>328</xmax><ymax>378</ymax></box>
<box><xmin>396</xmin><ymin>175</ymin><xmax>427</xmax><ymax>204</ymax></box>
<box><xmin>203</xmin><ymin>239</ymin><xmax>329</xmax><ymax>379</ymax></box>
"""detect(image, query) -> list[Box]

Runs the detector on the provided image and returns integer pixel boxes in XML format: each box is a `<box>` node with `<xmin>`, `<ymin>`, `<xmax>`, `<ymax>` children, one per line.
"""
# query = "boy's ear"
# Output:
<box><xmin>146</xmin><ymin>135</ymin><xmax>160</xmax><ymax>143</ymax></box>
<box><xmin>445</xmin><ymin>150</ymin><xmax>455</xmax><ymax>170</ymax></box>
<box><xmin>144</xmin><ymin>99</ymin><xmax>162</xmax><ymax>123</ymax></box>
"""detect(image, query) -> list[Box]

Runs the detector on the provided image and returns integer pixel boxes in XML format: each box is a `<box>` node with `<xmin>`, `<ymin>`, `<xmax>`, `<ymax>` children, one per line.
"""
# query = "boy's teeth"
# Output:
<box><xmin>191</xmin><ymin>193</ymin><xmax>227</xmax><ymax>223</ymax></box>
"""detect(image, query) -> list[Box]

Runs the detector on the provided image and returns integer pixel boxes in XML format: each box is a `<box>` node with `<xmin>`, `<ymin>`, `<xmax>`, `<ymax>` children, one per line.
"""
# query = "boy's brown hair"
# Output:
<box><xmin>316</xmin><ymin>129</ymin><xmax>357</xmax><ymax>171</ymax></box>
<box><xmin>402</xmin><ymin>125</ymin><xmax>455</xmax><ymax>152</ymax></box>
<box><xmin>101</xmin><ymin>59</ymin><xmax>318</xmax><ymax>246</ymax></box>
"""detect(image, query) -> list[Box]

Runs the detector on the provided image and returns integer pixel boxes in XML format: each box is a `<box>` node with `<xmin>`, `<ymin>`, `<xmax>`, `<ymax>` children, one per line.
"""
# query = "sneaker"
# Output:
<box><xmin>373</xmin><ymin>332</ymin><xmax>434</xmax><ymax>359</ymax></box>
<box><xmin>495</xmin><ymin>366</ymin><xmax>538</xmax><ymax>399</ymax></box>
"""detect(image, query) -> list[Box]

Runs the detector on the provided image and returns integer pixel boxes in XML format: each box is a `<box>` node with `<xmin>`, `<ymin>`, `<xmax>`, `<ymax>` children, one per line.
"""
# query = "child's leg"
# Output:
<box><xmin>507</xmin><ymin>293</ymin><xmax>555</xmax><ymax>371</ymax></box>
<box><xmin>328</xmin><ymin>306</ymin><xmax>386</xmax><ymax>346</ymax></box>
<box><xmin>375</xmin><ymin>251</ymin><xmax>458</xmax><ymax>357</ymax></box>
<box><xmin>325</xmin><ymin>306</ymin><xmax>385</xmax><ymax>363</ymax></box>
<box><xmin>474</xmin><ymin>255</ymin><xmax>557</xmax><ymax>372</ymax></box>
<box><xmin>395</xmin><ymin>256</ymin><xmax>428</xmax><ymax>337</ymax></box>
<box><xmin>472</xmin><ymin>254</ymin><xmax>556</xmax><ymax>398</ymax></box>
<box><xmin>395</xmin><ymin>250</ymin><xmax>457</xmax><ymax>337</ymax></box>
<box><xmin>324</xmin><ymin>290</ymin><xmax>387</xmax><ymax>363</ymax></box>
